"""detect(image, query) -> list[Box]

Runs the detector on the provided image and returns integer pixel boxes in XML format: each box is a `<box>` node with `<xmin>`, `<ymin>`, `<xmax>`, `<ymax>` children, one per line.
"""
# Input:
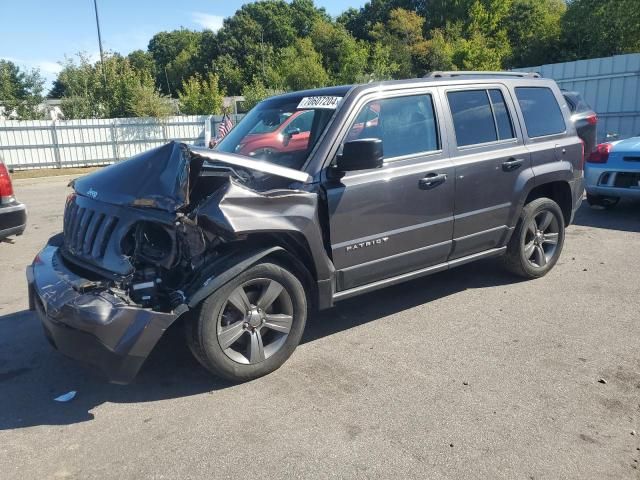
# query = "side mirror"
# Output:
<box><xmin>336</xmin><ymin>138</ymin><xmax>383</xmax><ymax>172</ymax></box>
<box><xmin>282</xmin><ymin>127</ymin><xmax>301</xmax><ymax>147</ymax></box>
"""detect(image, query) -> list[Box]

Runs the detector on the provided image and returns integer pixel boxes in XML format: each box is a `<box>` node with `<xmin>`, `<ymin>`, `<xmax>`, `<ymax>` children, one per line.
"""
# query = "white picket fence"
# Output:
<box><xmin>0</xmin><ymin>114</ymin><xmax>244</xmax><ymax>170</ymax></box>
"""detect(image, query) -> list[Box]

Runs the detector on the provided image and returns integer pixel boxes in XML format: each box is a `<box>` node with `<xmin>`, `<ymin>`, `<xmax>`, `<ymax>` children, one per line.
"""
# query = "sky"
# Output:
<box><xmin>0</xmin><ymin>0</ymin><xmax>367</xmax><ymax>88</ymax></box>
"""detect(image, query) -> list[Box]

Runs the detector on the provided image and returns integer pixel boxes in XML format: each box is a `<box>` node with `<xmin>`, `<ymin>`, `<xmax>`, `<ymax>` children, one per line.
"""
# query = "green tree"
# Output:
<box><xmin>178</xmin><ymin>72</ymin><xmax>224</xmax><ymax>115</ymax></box>
<box><xmin>310</xmin><ymin>20</ymin><xmax>368</xmax><ymax>84</ymax></box>
<box><xmin>55</xmin><ymin>53</ymin><xmax>161</xmax><ymax>119</ymax></box>
<box><xmin>127</xmin><ymin>50</ymin><xmax>156</xmax><ymax>75</ymax></box>
<box><xmin>561</xmin><ymin>0</ymin><xmax>640</xmax><ymax>60</ymax></box>
<box><xmin>371</xmin><ymin>8</ymin><xmax>431</xmax><ymax>78</ymax></box>
<box><xmin>505</xmin><ymin>0</ymin><xmax>565</xmax><ymax>67</ymax></box>
<box><xmin>0</xmin><ymin>60</ymin><xmax>45</xmax><ymax>119</ymax></box>
<box><xmin>129</xmin><ymin>83</ymin><xmax>175</xmax><ymax>117</ymax></box>
<box><xmin>270</xmin><ymin>38</ymin><xmax>330</xmax><ymax>91</ymax></box>
<box><xmin>366</xmin><ymin>42</ymin><xmax>401</xmax><ymax>81</ymax></box>
<box><xmin>241</xmin><ymin>77</ymin><xmax>283</xmax><ymax>110</ymax></box>
<box><xmin>148</xmin><ymin>29</ymin><xmax>204</xmax><ymax>95</ymax></box>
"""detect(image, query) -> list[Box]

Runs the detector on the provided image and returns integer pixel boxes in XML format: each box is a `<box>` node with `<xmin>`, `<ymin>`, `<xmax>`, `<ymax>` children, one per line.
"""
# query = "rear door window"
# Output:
<box><xmin>488</xmin><ymin>89</ymin><xmax>515</xmax><ymax>140</ymax></box>
<box><xmin>515</xmin><ymin>87</ymin><xmax>566</xmax><ymax>138</ymax></box>
<box><xmin>447</xmin><ymin>90</ymin><xmax>497</xmax><ymax>146</ymax></box>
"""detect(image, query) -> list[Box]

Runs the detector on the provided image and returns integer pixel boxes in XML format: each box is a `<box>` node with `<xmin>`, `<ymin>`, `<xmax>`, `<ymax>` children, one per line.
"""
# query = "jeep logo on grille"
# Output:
<box><xmin>345</xmin><ymin>237</ymin><xmax>389</xmax><ymax>252</ymax></box>
<box><xmin>86</xmin><ymin>188</ymin><xmax>98</xmax><ymax>199</ymax></box>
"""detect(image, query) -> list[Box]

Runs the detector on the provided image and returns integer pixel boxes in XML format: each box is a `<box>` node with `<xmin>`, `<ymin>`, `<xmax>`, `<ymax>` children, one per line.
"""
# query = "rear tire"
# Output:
<box><xmin>186</xmin><ymin>262</ymin><xmax>307</xmax><ymax>382</ymax></box>
<box><xmin>503</xmin><ymin>197</ymin><xmax>565</xmax><ymax>279</ymax></box>
<box><xmin>586</xmin><ymin>193</ymin><xmax>619</xmax><ymax>209</ymax></box>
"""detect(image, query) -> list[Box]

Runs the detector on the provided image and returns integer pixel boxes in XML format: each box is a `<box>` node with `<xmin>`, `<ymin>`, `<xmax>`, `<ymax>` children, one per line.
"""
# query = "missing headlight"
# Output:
<box><xmin>122</xmin><ymin>221</ymin><xmax>177</xmax><ymax>269</ymax></box>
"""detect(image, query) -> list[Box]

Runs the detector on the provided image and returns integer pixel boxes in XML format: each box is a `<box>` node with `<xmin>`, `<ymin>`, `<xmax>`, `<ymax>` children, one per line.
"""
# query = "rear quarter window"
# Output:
<box><xmin>516</xmin><ymin>87</ymin><xmax>566</xmax><ymax>138</ymax></box>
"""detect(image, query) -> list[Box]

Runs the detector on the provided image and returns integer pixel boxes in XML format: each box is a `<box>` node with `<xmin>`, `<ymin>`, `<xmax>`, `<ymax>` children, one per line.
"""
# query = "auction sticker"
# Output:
<box><xmin>297</xmin><ymin>96</ymin><xmax>342</xmax><ymax>109</ymax></box>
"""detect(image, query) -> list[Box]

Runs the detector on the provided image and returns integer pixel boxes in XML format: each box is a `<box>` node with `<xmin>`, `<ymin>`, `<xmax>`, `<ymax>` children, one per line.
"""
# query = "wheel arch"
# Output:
<box><xmin>524</xmin><ymin>181</ymin><xmax>573</xmax><ymax>226</ymax></box>
<box><xmin>185</xmin><ymin>232</ymin><xmax>322</xmax><ymax>311</ymax></box>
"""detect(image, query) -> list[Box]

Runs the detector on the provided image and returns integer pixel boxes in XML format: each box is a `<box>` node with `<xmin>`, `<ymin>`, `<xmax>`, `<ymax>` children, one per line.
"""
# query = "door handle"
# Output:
<box><xmin>419</xmin><ymin>173</ymin><xmax>447</xmax><ymax>190</ymax></box>
<box><xmin>502</xmin><ymin>158</ymin><xmax>524</xmax><ymax>172</ymax></box>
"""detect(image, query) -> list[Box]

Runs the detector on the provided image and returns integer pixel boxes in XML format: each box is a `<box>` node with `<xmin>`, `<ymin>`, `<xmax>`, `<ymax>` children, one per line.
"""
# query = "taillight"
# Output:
<box><xmin>0</xmin><ymin>163</ymin><xmax>15</xmax><ymax>202</ymax></box>
<box><xmin>588</xmin><ymin>143</ymin><xmax>612</xmax><ymax>163</ymax></box>
<box><xmin>586</xmin><ymin>114</ymin><xmax>598</xmax><ymax>125</ymax></box>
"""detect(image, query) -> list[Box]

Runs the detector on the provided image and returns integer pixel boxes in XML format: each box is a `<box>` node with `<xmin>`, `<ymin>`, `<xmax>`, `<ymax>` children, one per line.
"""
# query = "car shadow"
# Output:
<box><xmin>572</xmin><ymin>198</ymin><xmax>640</xmax><ymax>233</ymax></box>
<box><xmin>0</xmin><ymin>257</ymin><xmax>522</xmax><ymax>430</ymax></box>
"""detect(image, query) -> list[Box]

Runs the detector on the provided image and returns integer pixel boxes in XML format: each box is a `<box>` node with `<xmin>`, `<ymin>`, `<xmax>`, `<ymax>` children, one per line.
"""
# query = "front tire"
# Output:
<box><xmin>186</xmin><ymin>262</ymin><xmax>307</xmax><ymax>382</ymax></box>
<box><xmin>503</xmin><ymin>197</ymin><xmax>565</xmax><ymax>279</ymax></box>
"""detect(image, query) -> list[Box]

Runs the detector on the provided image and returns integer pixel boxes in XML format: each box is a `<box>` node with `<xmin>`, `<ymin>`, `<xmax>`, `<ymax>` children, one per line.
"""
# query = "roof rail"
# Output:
<box><xmin>424</xmin><ymin>71</ymin><xmax>541</xmax><ymax>79</ymax></box>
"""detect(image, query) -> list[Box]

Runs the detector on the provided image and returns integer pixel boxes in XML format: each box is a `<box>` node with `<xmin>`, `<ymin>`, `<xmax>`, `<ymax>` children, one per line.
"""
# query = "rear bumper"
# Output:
<box><xmin>585</xmin><ymin>165</ymin><xmax>640</xmax><ymax>199</ymax></box>
<box><xmin>27</xmin><ymin>244</ymin><xmax>177</xmax><ymax>384</ymax></box>
<box><xmin>0</xmin><ymin>201</ymin><xmax>27</xmax><ymax>239</ymax></box>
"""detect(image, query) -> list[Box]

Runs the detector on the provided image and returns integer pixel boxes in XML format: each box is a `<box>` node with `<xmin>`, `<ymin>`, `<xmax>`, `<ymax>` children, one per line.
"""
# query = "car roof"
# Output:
<box><xmin>265</xmin><ymin>72</ymin><xmax>553</xmax><ymax>105</ymax></box>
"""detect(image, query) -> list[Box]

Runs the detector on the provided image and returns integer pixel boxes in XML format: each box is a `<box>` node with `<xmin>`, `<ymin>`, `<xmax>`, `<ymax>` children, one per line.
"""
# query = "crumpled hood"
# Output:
<box><xmin>72</xmin><ymin>142</ymin><xmax>193</xmax><ymax>212</ymax></box>
<box><xmin>71</xmin><ymin>141</ymin><xmax>311</xmax><ymax>212</ymax></box>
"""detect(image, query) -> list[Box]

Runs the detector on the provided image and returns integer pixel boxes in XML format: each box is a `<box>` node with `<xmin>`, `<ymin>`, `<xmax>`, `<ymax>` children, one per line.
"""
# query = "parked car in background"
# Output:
<box><xmin>0</xmin><ymin>160</ymin><xmax>27</xmax><ymax>241</ymax></box>
<box><xmin>585</xmin><ymin>136</ymin><xmax>640</xmax><ymax>208</ymax></box>
<box><xmin>562</xmin><ymin>90</ymin><xmax>598</xmax><ymax>156</ymax></box>
<box><xmin>28</xmin><ymin>72</ymin><xmax>584</xmax><ymax>384</ymax></box>
<box><xmin>236</xmin><ymin>109</ymin><xmax>314</xmax><ymax>159</ymax></box>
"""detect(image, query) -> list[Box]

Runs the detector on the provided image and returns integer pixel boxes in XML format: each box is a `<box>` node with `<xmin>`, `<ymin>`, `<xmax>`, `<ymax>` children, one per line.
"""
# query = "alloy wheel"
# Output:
<box><xmin>216</xmin><ymin>278</ymin><xmax>294</xmax><ymax>364</ymax></box>
<box><xmin>523</xmin><ymin>209</ymin><xmax>560</xmax><ymax>268</ymax></box>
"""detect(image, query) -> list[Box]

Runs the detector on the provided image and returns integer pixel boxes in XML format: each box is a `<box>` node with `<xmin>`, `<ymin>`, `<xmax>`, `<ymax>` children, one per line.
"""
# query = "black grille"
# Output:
<box><xmin>63</xmin><ymin>197</ymin><xmax>118</xmax><ymax>260</ymax></box>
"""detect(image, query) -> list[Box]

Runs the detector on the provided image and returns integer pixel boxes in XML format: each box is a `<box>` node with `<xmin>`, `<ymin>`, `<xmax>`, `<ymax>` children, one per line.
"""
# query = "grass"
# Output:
<box><xmin>11</xmin><ymin>166</ymin><xmax>104</xmax><ymax>180</ymax></box>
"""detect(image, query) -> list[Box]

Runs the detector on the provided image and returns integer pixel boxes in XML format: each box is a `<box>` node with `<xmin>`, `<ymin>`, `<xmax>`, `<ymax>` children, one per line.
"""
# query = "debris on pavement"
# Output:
<box><xmin>53</xmin><ymin>391</ymin><xmax>77</xmax><ymax>402</ymax></box>
<box><xmin>597</xmin><ymin>378</ymin><xmax>607</xmax><ymax>384</ymax></box>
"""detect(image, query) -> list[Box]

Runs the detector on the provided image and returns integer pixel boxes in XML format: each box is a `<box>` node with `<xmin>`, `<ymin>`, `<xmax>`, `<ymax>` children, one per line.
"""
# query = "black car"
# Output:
<box><xmin>28</xmin><ymin>72</ymin><xmax>584</xmax><ymax>383</ymax></box>
<box><xmin>562</xmin><ymin>90</ymin><xmax>598</xmax><ymax>156</ymax></box>
<box><xmin>0</xmin><ymin>160</ymin><xmax>27</xmax><ymax>240</ymax></box>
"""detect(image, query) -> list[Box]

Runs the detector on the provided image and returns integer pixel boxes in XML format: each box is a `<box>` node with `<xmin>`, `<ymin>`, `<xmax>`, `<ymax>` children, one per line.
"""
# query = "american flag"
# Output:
<box><xmin>217</xmin><ymin>113</ymin><xmax>233</xmax><ymax>139</ymax></box>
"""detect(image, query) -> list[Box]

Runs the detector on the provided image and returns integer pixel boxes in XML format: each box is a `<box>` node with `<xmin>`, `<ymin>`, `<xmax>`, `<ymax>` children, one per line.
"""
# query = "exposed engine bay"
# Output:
<box><xmin>60</xmin><ymin>141</ymin><xmax>328</xmax><ymax>316</ymax></box>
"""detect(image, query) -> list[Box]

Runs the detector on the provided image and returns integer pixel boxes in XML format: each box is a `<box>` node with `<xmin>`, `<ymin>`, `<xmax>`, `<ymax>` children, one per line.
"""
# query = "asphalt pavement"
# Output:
<box><xmin>1</xmin><ymin>175</ymin><xmax>639</xmax><ymax>479</ymax></box>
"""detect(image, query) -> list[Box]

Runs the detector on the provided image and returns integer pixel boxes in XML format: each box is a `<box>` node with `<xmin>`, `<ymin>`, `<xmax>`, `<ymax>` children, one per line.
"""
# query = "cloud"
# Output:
<box><xmin>1</xmin><ymin>56</ymin><xmax>62</xmax><ymax>75</ymax></box>
<box><xmin>191</xmin><ymin>12</ymin><xmax>224</xmax><ymax>32</ymax></box>
<box><xmin>35</xmin><ymin>61</ymin><xmax>63</xmax><ymax>75</ymax></box>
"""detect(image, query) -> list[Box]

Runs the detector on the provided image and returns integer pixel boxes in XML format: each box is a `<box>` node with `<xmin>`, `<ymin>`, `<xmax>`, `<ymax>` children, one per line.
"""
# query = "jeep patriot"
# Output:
<box><xmin>27</xmin><ymin>72</ymin><xmax>584</xmax><ymax>383</ymax></box>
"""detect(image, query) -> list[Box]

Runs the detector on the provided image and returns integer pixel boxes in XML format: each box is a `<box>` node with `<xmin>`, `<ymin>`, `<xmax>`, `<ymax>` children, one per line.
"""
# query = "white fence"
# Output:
<box><xmin>515</xmin><ymin>53</ymin><xmax>640</xmax><ymax>142</ymax></box>
<box><xmin>0</xmin><ymin>114</ymin><xmax>244</xmax><ymax>170</ymax></box>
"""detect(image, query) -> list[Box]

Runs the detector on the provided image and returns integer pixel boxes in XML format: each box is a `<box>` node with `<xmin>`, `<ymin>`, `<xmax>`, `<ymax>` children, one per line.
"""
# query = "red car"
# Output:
<box><xmin>238</xmin><ymin>110</ymin><xmax>314</xmax><ymax>157</ymax></box>
<box><xmin>237</xmin><ymin>105</ymin><xmax>381</xmax><ymax>157</ymax></box>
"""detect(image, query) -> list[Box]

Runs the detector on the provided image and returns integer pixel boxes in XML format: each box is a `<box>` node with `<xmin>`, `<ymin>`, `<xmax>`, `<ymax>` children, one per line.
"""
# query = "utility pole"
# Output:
<box><xmin>93</xmin><ymin>0</ymin><xmax>107</xmax><ymax>86</ymax></box>
<box><xmin>261</xmin><ymin>30</ymin><xmax>265</xmax><ymax>79</ymax></box>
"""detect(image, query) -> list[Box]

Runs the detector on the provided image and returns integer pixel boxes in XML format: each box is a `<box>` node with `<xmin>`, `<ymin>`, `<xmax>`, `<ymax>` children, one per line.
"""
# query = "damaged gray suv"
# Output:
<box><xmin>27</xmin><ymin>72</ymin><xmax>584</xmax><ymax>383</ymax></box>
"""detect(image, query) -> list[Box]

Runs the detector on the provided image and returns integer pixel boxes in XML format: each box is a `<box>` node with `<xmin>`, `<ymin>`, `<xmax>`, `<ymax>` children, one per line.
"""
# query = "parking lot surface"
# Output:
<box><xmin>1</xmin><ymin>175</ymin><xmax>639</xmax><ymax>479</ymax></box>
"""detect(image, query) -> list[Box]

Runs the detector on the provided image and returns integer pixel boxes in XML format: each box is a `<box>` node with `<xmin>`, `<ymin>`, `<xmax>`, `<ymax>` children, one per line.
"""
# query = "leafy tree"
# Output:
<box><xmin>55</xmin><ymin>53</ymin><xmax>160</xmax><ymax>118</ymax></box>
<box><xmin>178</xmin><ymin>72</ymin><xmax>224</xmax><ymax>115</ymax></box>
<box><xmin>45</xmin><ymin>0</ymin><xmax>640</xmax><ymax>118</ymax></box>
<box><xmin>271</xmin><ymin>38</ymin><xmax>330</xmax><ymax>91</ymax></box>
<box><xmin>310</xmin><ymin>20</ymin><xmax>368</xmax><ymax>84</ymax></box>
<box><xmin>0</xmin><ymin>60</ymin><xmax>45</xmax><ymax>119</ymax></box>
<box><xmin>338</xmin><ymin>0</ymin><xmax>423</xmax><ymax>40</ymax></box>
<box><xmin>127</xmin><ymin>50</ymin><xmax>156</xmax><ymax>75</ymax></box>
<box><xmin>148</xmin><ymin>29</ymin><xmax>203</xmax><ymax>95</ymax></box>
<box><xmin>561</xmin><ymin>0</ymin><xmax>640</xmax><ymax>60</ymax></box>
<box><xmin>505</xmin><ymin>0</ymin><xmax>565</xmax><ymax>67</ymax></box>
<box><xmin>366</xmin><ymin>42</ymin><xmax>401</xmax><ymax>81</ymax></box>
<box><xmin>423</xmin><ymin>29</ymin><xmax>456</xmax><ymax>71</ymax></box>
<box><xmin>129</xmin><ymin>83</ymin><xmax>175</xmax><ymax>117</ymax></box>
<box><xmin>241</xmin><ymin>77</ymin><xmax>283</xmax><ymax>110</ymax></box>
<box><xmin>371</xmin><ymin>8</ymin><xmax>430</xmax><ymax>78</ymax></box>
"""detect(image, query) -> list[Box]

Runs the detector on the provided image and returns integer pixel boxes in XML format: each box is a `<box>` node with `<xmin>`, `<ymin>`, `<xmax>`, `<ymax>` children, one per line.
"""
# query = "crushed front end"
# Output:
<box><xmin>27</xmin><ymin>141</ymin><xmax>323</xmax><ymax>383</ymax></box>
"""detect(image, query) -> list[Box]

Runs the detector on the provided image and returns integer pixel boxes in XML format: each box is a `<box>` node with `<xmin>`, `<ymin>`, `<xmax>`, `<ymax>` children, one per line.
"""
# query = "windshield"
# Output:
<box><xmin>216</xmin><ymin>96</ymin><xmax>340</xmax><ymax>171</ymax></box>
